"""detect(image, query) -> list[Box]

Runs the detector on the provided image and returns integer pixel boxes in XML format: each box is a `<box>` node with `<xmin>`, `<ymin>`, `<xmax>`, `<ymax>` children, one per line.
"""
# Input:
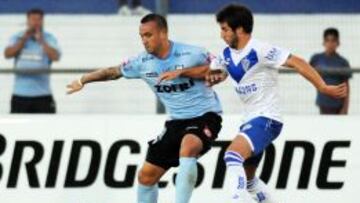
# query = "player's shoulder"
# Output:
<box><xmin>11</xmin><ymin>31</ymin><xmax>24</xmax><ymax>39</ymax></box>
<box><xmin>309</xmin><ymin>52</ymin><xmax>323</xmax><ymax>65</ymax></box>
<box><xmin>336</xmin><ymin>53</ymin><xmax>350</xmax><ymax>63</ymax></box>
<box><xmin>250</xmin><ymin>38</ymin><xmax>274</xmax><ymax>52</ymax></box>
<box><xmin>43</xmin><ymin>31</ymin><xmax>57</xmax><ymax>40</ymax></box>
<box><xmin>222</xmin><ymin>38</ymin><xmax>270</xmax><ymax>56</ymax></box>
<box><xmin>251</xmin><ymin>38</ymin><xmax>290</xmax><ymax>61</ymax></box>
<box><xmin>172</xmin><ymin>41</ymin><xmax>207</xmax><ymax>54</ymax></box>
<box><xmin>121</xmin><ymin>51</ymin><xmax>149</xmax><ymax>68</ymax></box>
<box><xmin>138</xmin><ymin>51</ymin><xmax>157</xmax><ymax>64</ymax></box>
<box><xmin>311</xmin><ymin>52</ymin><xmax>324</xmax><ymax>59</ymax></box>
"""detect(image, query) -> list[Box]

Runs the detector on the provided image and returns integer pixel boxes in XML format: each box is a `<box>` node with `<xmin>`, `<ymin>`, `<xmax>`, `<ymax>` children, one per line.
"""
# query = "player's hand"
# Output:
<box><xmin>66</xmin><ymin>79</ymin><xmax>84</xmax><ymax>94</ymax></box>
<box><xmin>205</xmin><ymin>69</ymin><xmax>227</xmax><ymax>86</ymax></box>
<box><xmin>339</xmin><ymin>107</ymin><xmax>348</xmax><ymax>115</ymax></box>
<box><xmin>23</xmin><ymin>28</ymin><xmax>35</xmax><ymax>40</ymax></box>
<box><xmin>158</xmin><ymin>70</ymin><xmax>182</xmax><ymax>84</ymax></box>
<box><xmin>319</xmin><ymin>83</ymin><xmax>347</xmax><ymax>99</ymax></box>
<box><xmin>34</xmin><ymin>29</ymin><xmax>44</xmax><ymax>43</ymax></box>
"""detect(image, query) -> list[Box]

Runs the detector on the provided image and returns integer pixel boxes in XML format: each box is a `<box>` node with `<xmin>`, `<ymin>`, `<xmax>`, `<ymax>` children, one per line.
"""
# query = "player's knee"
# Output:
<box><xmin>180</xmin><ymin>134</ymin><xmax>203</xmax><ymax>157</ymax></box>
<box><xmin>137</xmin><ymin>169</ymin><xmax>158</xmax><ymax>186</ymax></box>
<box><xmin>180</xmin><ymin>147</ymin><xmax>199</xmax><ymax>157</ymax></box>
<box><xmin>227</xmin><ymin>135</ymin><xmax>253</xmax><ymax>159</ymax></box>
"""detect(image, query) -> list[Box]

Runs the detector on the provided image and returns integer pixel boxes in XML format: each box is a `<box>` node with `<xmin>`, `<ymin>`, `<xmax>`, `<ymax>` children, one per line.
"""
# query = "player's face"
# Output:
<box><xmin>27</xmin><ymin>14</ymin><xmax>43</xmax><ymax>31</ymax></box>
<box><xmin>219</xmin><ymin>22</ymin><xmax>238</xmax><ymax>48</ymax></box>
<box><xmin>323</xmin><ymin>35</ymin><xmax>339</xmax><ymax>54</ymax></box>
<box><xmin>139</xmin><ymin>21</ymin><xmax>167</xmax><ymax>54</ymax></box>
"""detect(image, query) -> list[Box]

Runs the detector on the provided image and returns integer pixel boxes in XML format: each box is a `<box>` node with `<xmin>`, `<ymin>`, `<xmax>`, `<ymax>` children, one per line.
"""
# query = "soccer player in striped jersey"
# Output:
<box><xmin>160</xmin><ymin>4</ymin><xmax>347</xmax><ymax>203</ymax></box>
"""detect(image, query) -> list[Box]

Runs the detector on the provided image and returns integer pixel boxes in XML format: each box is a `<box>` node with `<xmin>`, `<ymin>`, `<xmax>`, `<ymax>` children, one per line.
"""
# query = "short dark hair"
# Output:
<box><xmin>216</xmin><ymin>4</ymin><xmax>253</xmax><ymax>33</ymax></box>
<box><xmin>27</xmin><ymin>8</ymin><xmax>45</xmax><ymax>17</ymax></box>
<box><xmin>141</xmin><ymin>13</ymin><xmax>168</xmax><ymax>32</ymax></box>
<box><xmin>324</xmin><ymin>27</ymin><xmax>339</xmax><ymax>40</ymax></box>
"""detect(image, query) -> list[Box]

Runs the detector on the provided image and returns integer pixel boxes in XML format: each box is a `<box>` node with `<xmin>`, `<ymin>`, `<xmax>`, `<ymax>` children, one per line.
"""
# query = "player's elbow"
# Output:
<box><xmin>52</xmin><ymin>54</ymin><xmax>60</xmax><ymax>62</ymax></box>
<box><xmin>4</xmin><ymin>48</ymin><xmax>15</xmax><ymax>59</ymax></box>
<box><xmin>104</xmin><ymin>67</ymin><xmax>121</xmax><ymax>80</ymax></box>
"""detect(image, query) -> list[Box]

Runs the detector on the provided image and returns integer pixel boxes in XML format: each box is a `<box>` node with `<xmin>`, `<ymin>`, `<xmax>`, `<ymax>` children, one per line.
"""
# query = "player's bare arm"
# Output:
<box><xmin>205</xmin><ymin>69</ymin><xmax>228</xmax><ymax>86</ymax></box>
<box><xmin>284</xmin><ymin>55</ymin><xmax>347</xmax><ymax>99</ymax></box>
<box><xmin>41</xmin><ymin>41</ymin><xmax>60</xmax><ymax>61</ymax></box>
<box><xmin>157</xmin><ymin>64</ymin><xmax>209</xmax><ymax>83</ymax></box>
<box><xmin>340</xmin><ymin>81</ymin><xmax>350</xmax><ymax>114</ymax></box>
<box><xmin>158</xmin><ymin>64</ymin><xmax>228</xmax><ymax>87</ymax></box>
<box><xmin>4</xmin><ymin>30</ymin><xmax>31</xmax><ymax>58</ymax></box>
<box><xmin>66</xmin><ymin>66</ymin><xmax>122</xmax><ymax>94</ymax></box>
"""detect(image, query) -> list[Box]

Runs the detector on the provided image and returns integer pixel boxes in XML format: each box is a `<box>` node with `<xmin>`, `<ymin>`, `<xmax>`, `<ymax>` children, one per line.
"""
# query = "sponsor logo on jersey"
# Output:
<box><xmin>265</xmin><ymin>47</ymin><xmax>281</xmax><ymax>61</ymax></box>
<box><xmin>145</xmin><ymin>72</ymin><xmax>159</xmax><ymax>77</ymax></box>
<box><xmin>235</xmin><ymin>83</ymin><xmax>258</xmax><ymax>95</ymax></box>
<box><xmin>155</xmin><ymin>79</ymin><xmax>195</xmax><ymax>93</ymax></box>
<box><xmin>174</xmin><ymin>51</ymin><xmax>191</xmax><ymax>57</ymax></box>
<box><xmin>141</xmin><ymin>56</ymin><xmax>155</xmax><ymax>63</ymax></box>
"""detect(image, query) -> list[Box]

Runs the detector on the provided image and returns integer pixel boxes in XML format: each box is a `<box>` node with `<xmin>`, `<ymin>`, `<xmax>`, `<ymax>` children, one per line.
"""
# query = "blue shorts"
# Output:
<box><xmin>239</xmin><ymin>116</ymin><xmax>283</xmax><ymax>155</ymax></box>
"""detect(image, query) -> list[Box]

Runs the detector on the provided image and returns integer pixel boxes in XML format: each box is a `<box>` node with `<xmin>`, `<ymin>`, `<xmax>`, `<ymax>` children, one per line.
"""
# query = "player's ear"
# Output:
<box><xmin>235</xmin><ymin>27</ymin><xmax>244</xmax><ymax>36</ymax></box>
<box><xmin>160</xmin><ymin>29</ymin><xmax>168</xmax><ymax>39</ymax></box>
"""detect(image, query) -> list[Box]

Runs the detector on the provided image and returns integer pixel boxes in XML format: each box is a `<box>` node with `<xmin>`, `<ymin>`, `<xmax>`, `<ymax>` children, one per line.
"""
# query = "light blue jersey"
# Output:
<box><xmin>120</xmin><ymin>41</ymin><xmax>222</xmax><ymax>120</ymax></box>
<box><xmin>7</xmin><ymin>31</ymin><xmax>61</xmax><ymax>96</ymax></box>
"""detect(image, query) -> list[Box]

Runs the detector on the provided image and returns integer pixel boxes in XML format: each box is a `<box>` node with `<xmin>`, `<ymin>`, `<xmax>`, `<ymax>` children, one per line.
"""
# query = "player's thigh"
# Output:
<box><xmin>34</xmin><ymin>96</ymin><xmax>56</xmax><ymax>113</ymax></box>
<box><xmin>180</xmin><ymin>133</ymin><xmax>203</xmax><ymax>157</ymax></box>
<box><xmin>180</xmin><ymin>112</ymin><xmax>222</xmax><ymax>158</ymax></box>
<box><xmin>10</xmin><ymin>95</ymin><xmax>31</xmax><ymax>113</ymax></box>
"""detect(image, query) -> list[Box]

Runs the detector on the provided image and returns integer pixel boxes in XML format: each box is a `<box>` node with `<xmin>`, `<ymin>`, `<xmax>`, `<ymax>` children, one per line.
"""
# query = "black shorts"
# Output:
<box><xmin>11</xmin><ymin>95</ymin><xmax>56</xmax><ymax>114</ymax></box>
<box><xmin>146</xmin><ymin>112</ymin><xmax>222</xmax><ymax>170</ymax></box>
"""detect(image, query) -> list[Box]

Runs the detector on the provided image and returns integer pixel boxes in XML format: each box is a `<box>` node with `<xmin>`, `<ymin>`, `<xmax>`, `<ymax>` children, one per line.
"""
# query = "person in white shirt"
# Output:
<box><xmin>158</xmin><ymin>3</ymin><xmax>347</xmax><ymax>203</ymax></box>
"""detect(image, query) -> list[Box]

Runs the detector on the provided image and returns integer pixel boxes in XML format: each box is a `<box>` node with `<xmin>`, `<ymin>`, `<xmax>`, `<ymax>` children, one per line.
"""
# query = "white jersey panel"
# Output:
<box><xmin>211</xmin><ymin>38</ymin><xmax>290</xmax><ymax>122</ymax></box>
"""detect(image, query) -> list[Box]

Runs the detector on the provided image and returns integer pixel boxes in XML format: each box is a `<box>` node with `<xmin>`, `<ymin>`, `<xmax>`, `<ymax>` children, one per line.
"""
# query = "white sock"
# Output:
<box><xmin>224</xmin><ymin>151</ymin><xmax>257</xmax><ymax>203</ymax></box>
<box><xmin>247</xmin><ymin>177</ymin><xmax>277</xmax><ymax>203</ymax></box>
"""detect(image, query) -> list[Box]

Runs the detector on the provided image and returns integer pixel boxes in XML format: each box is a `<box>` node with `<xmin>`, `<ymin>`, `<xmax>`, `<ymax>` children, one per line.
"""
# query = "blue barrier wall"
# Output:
<box><xmin>0</xmin><ymin>0</ymin><xmax>359</xmax><ymax>14</ymax></box>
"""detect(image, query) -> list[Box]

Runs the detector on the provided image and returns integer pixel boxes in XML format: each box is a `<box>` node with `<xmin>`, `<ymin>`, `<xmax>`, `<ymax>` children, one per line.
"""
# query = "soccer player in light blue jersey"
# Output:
<box><xmin>161</xmin><ymin>4</ymin><xmax>348</xmax><ymax>203</ymax></box>
<box><xmin>67</xmin><ymin>14</ymin><xmax>223</xmax><ymax>203</ymax></box>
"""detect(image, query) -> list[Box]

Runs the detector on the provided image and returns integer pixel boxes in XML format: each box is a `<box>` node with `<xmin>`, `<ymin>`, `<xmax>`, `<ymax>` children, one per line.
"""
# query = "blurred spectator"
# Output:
<box><xmin>310</xmin><ymin>28</ymin><xmax>352</xmax><ymax>115</ymax></box>
<box><xmin>4</xmin><ymin>8</ymin><xmax>61</xmax><ymax>114</ymax></box>
<box><xmin>118</xmin><ymin>0</ymin><xmax>150</xmax><ymax>15</ymax></box>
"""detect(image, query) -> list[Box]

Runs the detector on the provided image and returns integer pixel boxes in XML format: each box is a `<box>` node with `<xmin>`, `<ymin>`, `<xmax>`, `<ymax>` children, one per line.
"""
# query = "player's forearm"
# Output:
<box><xmin>42</xmin><ymin>42</ymin><xmax>60</xmax><ymax>61</ymax></box>
<box><xmin>80</xmin><ymin>67</ymin><xmax>122</xmax><ymax>85</ymax></box>
<box><xmin>4</xmin><ymin>38</ymin><xmax>26</xmax><ymax>58</ymax></box>
<box><xmin>285</xmin><ymin>55</ymin><xmax>327</xmax><ymax>92</ymax></box>
<box><xmin>341</xmin><ymin>82</ymin><xmax>350</xmax><ymax>113</ymax></box>
<box><xmin>179</xmin><ymin>65</ymin><xmax>210</xmax><ymax>79</ymax></box>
